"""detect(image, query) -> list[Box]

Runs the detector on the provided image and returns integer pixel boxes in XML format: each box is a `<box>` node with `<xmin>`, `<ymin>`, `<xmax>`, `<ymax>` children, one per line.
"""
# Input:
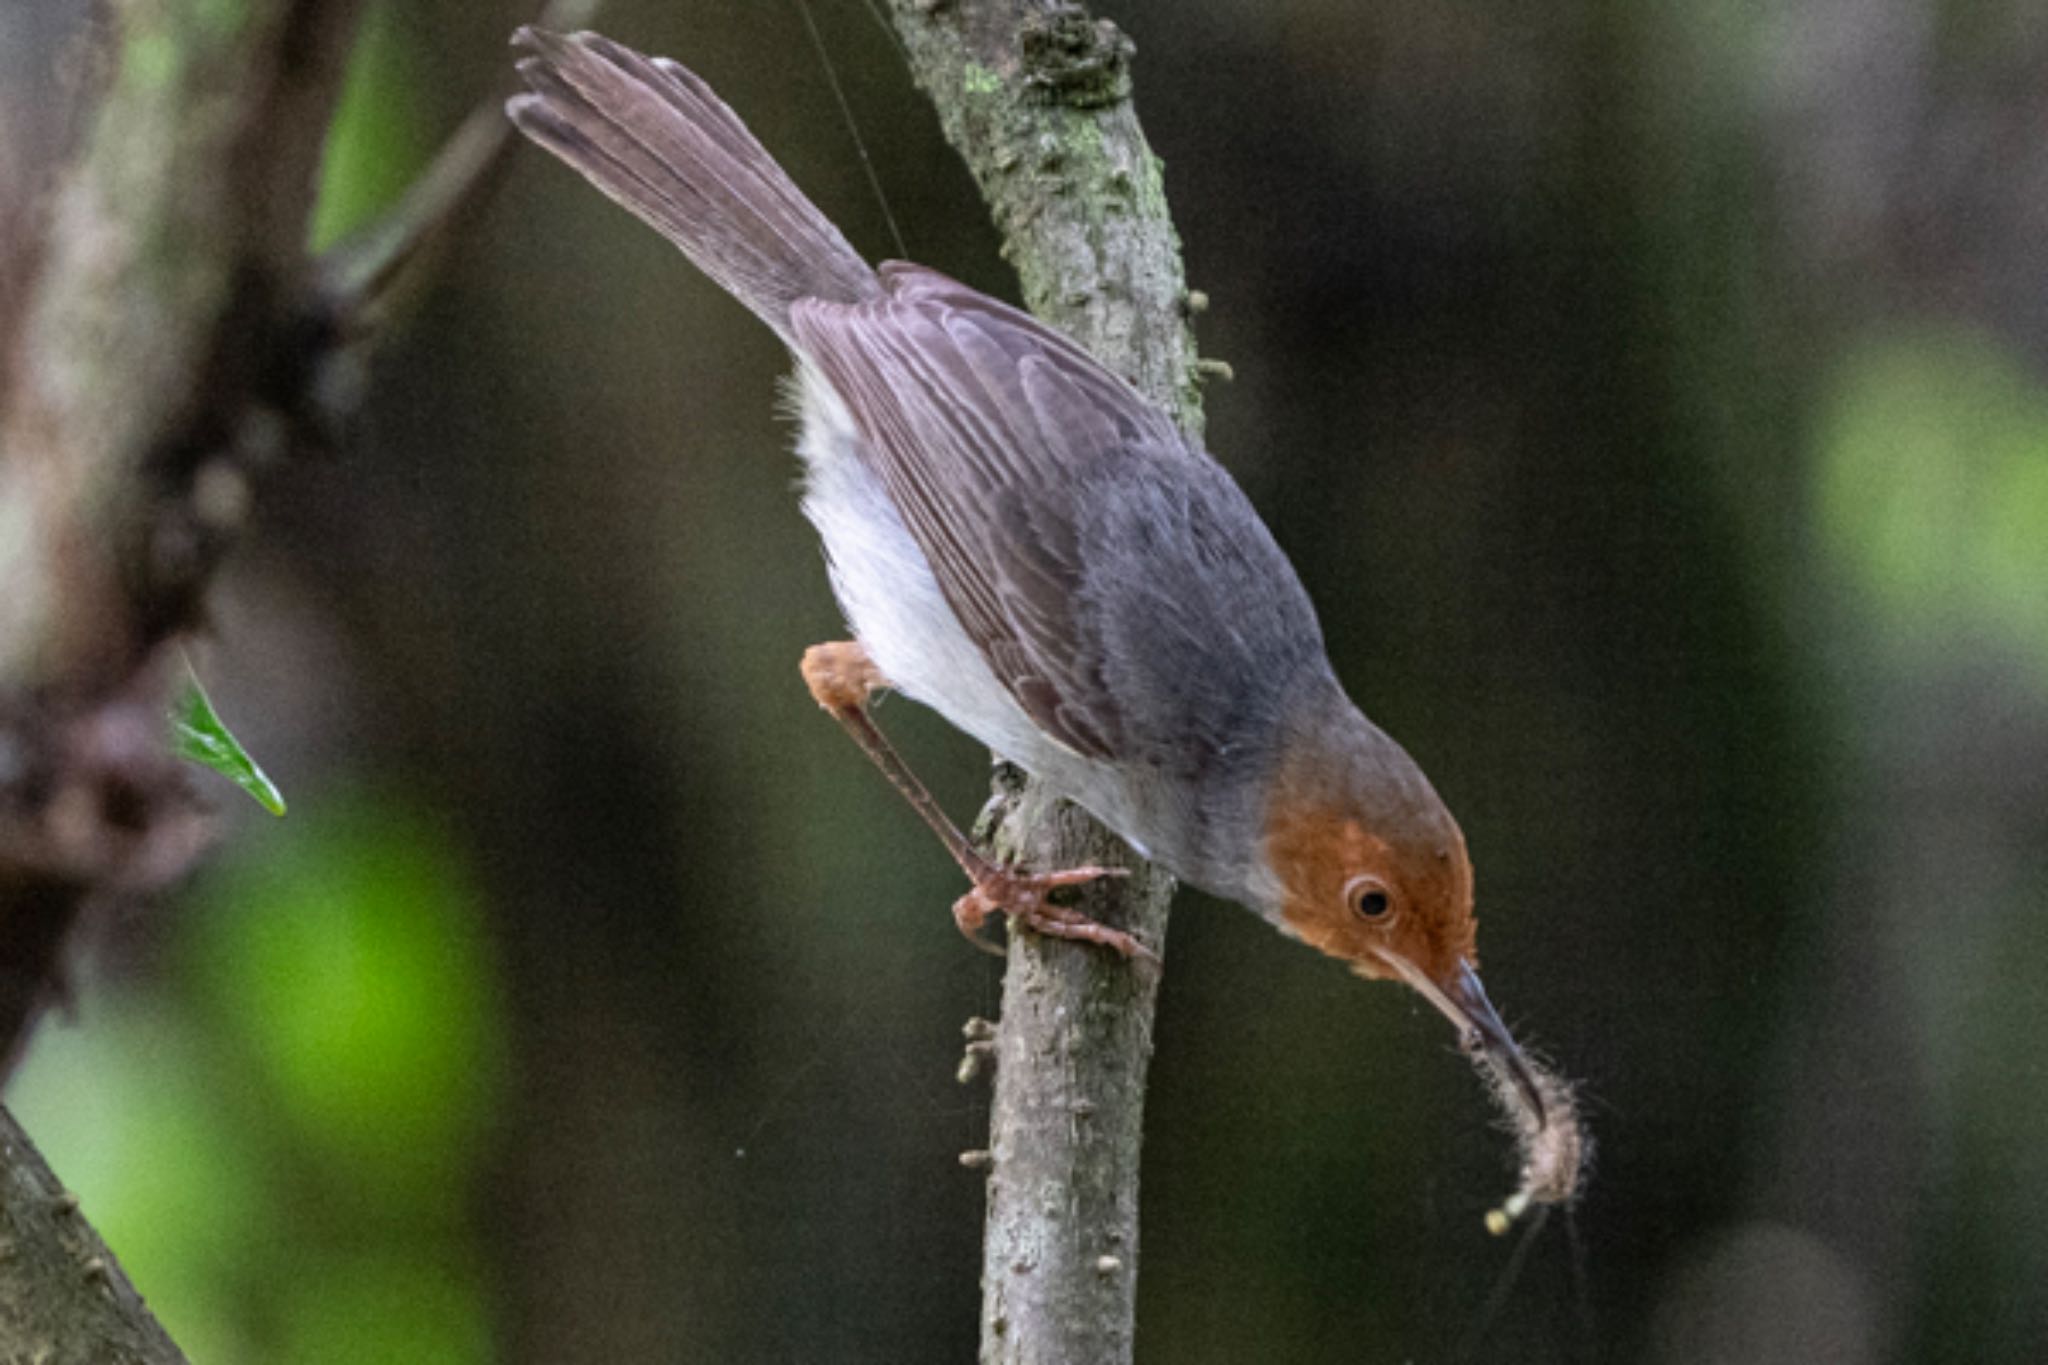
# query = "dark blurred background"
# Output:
<box><xmin>7</xmin><ymin>0</ymin><xmax>2048</xmax><ymax>1361</ymax></box>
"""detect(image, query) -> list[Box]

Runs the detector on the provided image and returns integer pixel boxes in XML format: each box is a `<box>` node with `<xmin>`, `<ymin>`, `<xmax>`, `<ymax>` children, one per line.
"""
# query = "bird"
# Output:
<box><xmin>507</xmin><ymin>27</ymin><xmax>1544</xmax><ymax>1119</ymax></box>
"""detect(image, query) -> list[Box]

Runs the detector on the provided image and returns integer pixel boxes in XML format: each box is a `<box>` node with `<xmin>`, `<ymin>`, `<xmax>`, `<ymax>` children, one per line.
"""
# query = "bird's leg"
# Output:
<box><xmin>800</xmin><ymin>641</ymin><xmax>1148</xmax><ymax>960</ymax></box>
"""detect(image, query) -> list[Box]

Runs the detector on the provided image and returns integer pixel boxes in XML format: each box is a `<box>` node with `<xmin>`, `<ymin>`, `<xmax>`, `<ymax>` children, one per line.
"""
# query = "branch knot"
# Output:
<box><xmin>1021</xmin><ymin>8</ymin><xmax>1133</xmax><ymax>109</ymax></box>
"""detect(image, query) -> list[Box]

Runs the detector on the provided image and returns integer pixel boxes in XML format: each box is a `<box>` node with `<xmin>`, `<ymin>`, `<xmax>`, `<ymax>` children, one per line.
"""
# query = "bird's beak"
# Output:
<box><xmin>1374</xmin><ymin>951</ymin><xmax>1545</xmax><ymax>1124</ymax></box>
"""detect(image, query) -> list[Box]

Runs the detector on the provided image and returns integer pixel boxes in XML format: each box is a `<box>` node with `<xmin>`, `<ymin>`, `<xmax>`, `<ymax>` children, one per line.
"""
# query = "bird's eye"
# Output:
<box><xmin>1344</xmin><ymin>875</ymin><xmax>1393</xmax><ymax>920</ymax></box>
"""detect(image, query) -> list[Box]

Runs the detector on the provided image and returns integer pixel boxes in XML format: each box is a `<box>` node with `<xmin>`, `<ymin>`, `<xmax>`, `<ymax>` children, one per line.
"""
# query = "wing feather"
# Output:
<box><xmin>792</xmin><ymin>266</ymin><xmax>1188</xmax><ymax>760</ymax></box>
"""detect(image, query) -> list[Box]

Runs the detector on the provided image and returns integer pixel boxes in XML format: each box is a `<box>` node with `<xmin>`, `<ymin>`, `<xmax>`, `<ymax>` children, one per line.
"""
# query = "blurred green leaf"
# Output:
<box><xmin>171</xmin><ymin>661</ymin><xmax>286</xmax><ymax>816</ymax></box>
<box><xmin>189</xmin><ymin>793</ymin><xmax>507</xmax><ymax>1200</ymax></box>
<box><xmin>277</xmin><ymin>1251</ymin><xmax>493</xmax><ymax>1365</ymax></box>
<box><xmin>308</xmin><ymin>3</ymin><xmax>429</xmax><ymax>253</ymax></box>
<box><xmin>1815</xmin><ymin>325</ymin><xmax>2048</xmax><ymax>680</ymax></box>
<box><xmin>12</xmin><ymin>786</ymin><xmax>506</xmax><ymax>1365</ymax></box>
<box><xmin>10</xmin><ymin>1003</ymin><xmax>269</xmax><ymax>1365</ymax></box>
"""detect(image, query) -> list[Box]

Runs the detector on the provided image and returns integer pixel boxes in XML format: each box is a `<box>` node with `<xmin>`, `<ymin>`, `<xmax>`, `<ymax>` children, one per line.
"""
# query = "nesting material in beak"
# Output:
<box><xmin>1376</xmin><ymin>952</ymin><xmax>1589</xmax><ymax>1233</ymax></box>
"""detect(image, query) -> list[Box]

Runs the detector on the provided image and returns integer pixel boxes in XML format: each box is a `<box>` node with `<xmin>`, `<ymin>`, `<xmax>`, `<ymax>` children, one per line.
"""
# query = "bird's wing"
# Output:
<box><xmin>791</xmin><ymin>263</ymin><xmax>1188</xmax><ymax>761</ymax></box>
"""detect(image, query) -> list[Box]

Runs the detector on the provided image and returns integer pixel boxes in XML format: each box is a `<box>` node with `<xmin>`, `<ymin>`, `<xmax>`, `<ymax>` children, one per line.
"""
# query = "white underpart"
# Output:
<box><xmin>794</xmin><ymin>368</ymin><xmax>1064</xmax><ymax>767</ymax></box>
<box><xmin>791</xmin><ymin>365</ymin><xmax>1142</xmax><ymax>848</ymax></box>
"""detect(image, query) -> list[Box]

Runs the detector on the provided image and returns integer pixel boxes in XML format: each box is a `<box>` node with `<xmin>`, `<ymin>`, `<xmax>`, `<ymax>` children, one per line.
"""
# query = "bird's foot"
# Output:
<box><xmin>952</xmin><ymin>864</ymin><xmax>1153</xmax><ymax>961</ymax></box>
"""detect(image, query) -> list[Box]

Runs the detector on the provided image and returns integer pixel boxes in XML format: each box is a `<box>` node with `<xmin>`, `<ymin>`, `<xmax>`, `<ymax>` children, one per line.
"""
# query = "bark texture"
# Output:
<box><xmin>0</xmin><ymin>1105</ymin><xmax>187</xmax><ymax>1365</ymax></box>
<box><xmin>887</xmin><ymin>4</ymin><xmax>1203</xmax><ymax>1361</ymax></box>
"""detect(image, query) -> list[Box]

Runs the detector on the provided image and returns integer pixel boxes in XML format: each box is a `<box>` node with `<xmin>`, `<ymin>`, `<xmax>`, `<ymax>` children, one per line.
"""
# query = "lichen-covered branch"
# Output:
<box><xmin>0</xmin><ymin>1104</ymin><xmax>188</xmax><ymax>1365</ymax></box>
<box><xmin>891</xmin><ymin>0</ymin><xmax>1201</xmax><ymax>433</ymax></box>
<box><xmin>887</xmin><ymin>4</ymin><xmax>1203</xmax><ymax>1362</ymax></box>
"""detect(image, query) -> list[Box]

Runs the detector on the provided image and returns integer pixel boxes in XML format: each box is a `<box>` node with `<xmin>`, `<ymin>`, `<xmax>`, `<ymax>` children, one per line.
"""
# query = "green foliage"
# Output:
<box><xmin>307</xmin><ymin>4</ymin><xmax>429</xmax><ymax>253</ymax></box>
<box><xmin>121</xmin><ymin>31</ymin><xmax>180</xmax><ymax>92</ymax></box>
<box><xmin>11</xmin><ymin>788</ymin><xmax>507</xmax><ymax>1365</ymax></box>
<box><xmin>1815</xmin><ymin>326</ymin><xmax>2048</xmax><ymax>680</ymax></box>
<box><xmin>171</xmin><ymin>661</ymin><xmax>287</xmax><ymax>815</ymax></box>
<box><xmin>10</xmin><ymin>1006</ymin><xmax>267</xmax><ymax>1364</ymax></box>
<box><xmin>187</xmin><ymin>796</ymin><xmax>508</xmax><ymax>1200</ymax></box>
<box><xmin>276</xmin><ymin>1252</ymin><xmax>492</xmax><ymax>1365</ymax></box>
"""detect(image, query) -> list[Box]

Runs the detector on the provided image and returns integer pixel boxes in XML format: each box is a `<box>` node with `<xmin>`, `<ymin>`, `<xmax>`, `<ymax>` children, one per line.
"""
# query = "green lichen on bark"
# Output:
<box><xmin>961</xmin><ymin>61</ymin><xmax>1003</xmax><ymax>96</ymax></box>
<box><xmin>1018</xmin><ymin>6</ymin><xmax>1132</xmax><ymax>107</ymax></box>
<box><xmin>890</xmin><ymin>0</ymin><xmax>1201</xmax><ymax>435</ymax></box>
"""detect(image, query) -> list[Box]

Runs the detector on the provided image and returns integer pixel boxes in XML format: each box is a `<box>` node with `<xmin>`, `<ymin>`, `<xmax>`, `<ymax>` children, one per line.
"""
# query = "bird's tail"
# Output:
<box><xmin>508</xmin><ymin>28</ymin><xmax>881</xmax><ymax>342</ymax></box>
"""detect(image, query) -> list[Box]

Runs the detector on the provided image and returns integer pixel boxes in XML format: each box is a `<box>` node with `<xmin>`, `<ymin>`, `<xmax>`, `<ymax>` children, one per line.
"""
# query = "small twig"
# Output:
<box><xmin>318</xmin><ymin>0</ymin><xmax>606</xmax><ymax>323</ymax></box>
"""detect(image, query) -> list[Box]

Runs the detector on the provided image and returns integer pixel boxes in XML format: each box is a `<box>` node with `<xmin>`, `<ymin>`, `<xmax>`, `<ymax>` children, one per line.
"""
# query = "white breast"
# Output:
<box><xmin>792</xmin><ymin>365</ymin><xmax>1073</xmax><ymax>775</ymax></box>
<box><xmin>790</xmin><ymin>365</ymin><xmax>1204</xmax><ymax>877</ymax></box>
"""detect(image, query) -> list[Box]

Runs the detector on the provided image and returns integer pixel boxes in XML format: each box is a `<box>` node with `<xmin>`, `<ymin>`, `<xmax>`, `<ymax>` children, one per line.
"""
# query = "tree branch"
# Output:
<box><xmin>0</xmin><ymin>1104</ymin><xmax>187</xmax><ymax>1365</ymax></box>
<box><xmin>0</xmin><ymin>0</ymin><xmax>372</xmax><ymax>1078</ymax></box>
<box><xmin>0</xmin><ymin>3</ymin><xmax>576</xmax><ymax>1359</ymax></box>
<box><xmin>0</xmin><ymin>0</ymin><xmax>559</xmax><ymax>1075</ymax></box>
<box><xmin>0</xmin><ymin>3</ymin><xmax>376</xmax><ymax>1356</ymax></box>
<box><xmin>887</xmin><ymin>5</ymin><xmax>1203</xmax><ymax>1361</ymax></box>
<box><xmin>0</xmin><ymin>0</ymin><xmax>368</xmax><ymax>689</ymax></box>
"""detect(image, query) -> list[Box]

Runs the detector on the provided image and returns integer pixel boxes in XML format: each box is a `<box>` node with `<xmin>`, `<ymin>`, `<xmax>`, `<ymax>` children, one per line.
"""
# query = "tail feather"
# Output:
<box><xmin>508</xmin><ymin>28</ymin><xmax>879</xmax><ymax>341</ymax></box>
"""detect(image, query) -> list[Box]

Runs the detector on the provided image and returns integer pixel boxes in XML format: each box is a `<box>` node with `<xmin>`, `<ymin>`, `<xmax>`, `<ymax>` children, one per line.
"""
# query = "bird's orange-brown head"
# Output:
<box><xmin>1265</xmin><ymin>788</ymin><xmax>1476</xmax><ymax>984</ymax></box>
<box><xmin>1260</xmin><ymin>689</ymin><xmax>1542</xmax><ymax>1117</ymax></box>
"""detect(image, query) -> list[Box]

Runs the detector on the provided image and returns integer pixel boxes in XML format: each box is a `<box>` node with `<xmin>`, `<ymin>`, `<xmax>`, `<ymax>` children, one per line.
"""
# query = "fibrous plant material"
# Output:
<box><xmin>1477</xmin><ymin>1044</ymin><xmax>1588</xmax><ymax>1235</ymax></box>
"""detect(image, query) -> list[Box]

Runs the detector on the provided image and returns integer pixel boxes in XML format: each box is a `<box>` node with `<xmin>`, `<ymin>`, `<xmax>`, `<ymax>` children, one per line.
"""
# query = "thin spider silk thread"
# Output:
<box><xmin>1455</xmin><ymin>1203</ymin><xmax>1551</xmax><ymax>1363</ymax></box>
<box><xmin>791</xmin><ymin>0</ymin><xmax>909</xmax><ymax>260</ymax></box>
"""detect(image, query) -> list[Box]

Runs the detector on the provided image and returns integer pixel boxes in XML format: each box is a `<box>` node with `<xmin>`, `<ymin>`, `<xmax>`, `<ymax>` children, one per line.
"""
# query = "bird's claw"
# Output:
<box><xmin>951</xmin><ymin>864</ymin><xmax>1153</xmax><ymax>962</ymax></box>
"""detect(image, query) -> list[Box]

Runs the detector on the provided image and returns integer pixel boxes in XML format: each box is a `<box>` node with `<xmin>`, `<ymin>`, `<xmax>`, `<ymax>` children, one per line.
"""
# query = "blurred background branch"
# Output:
<box><xmin>0</xmin><ymin>0</ymin><xmax>564</xmax><ymax>1353</ymax></box>
<box><xmin>0</xmin><ymin>0</ymin><xmax>375</xmax><ymax>1351</ymax></box>
<box><xmin>0</xmin><ymin>0</ymin><xmax>370</xmax><ymax>1077</ymax></box>
<box><xmin>884</xmin><ymin>3</ymin><xmax>1200</xmax><ymax>1359</ymax></box>
<box><xmin>0</xmin><ymin>0</ymin><xmax>374</xmax><ymax>1354</ymax></box>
